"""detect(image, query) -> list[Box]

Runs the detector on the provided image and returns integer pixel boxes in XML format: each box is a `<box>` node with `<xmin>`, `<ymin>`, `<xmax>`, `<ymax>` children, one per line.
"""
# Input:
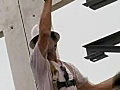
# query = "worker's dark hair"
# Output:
<box><xmin>32</xmin><ymin>31</ymin><xmax>60</xmax><ymax>46</ymax></box>
<box><xmin>51</xmin><ymin>31</ymin><xmax>60</xmax><ymax>42</ymax></box>
<box><xmin>32</xmin><ymin>35</ymin><xmax>39</xmax><ymax>45</ymax></box>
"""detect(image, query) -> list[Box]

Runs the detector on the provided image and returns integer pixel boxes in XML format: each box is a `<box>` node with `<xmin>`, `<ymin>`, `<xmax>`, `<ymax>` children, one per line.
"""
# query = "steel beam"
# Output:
<box><xmin>85</xmin><ymin>45</ymin><xmax>120</xmax><ymax>52</ymax></box>
<box><xmin>83</xmin><ymin>31</ymin><xmax>120</xmax><ymax>62</ymax></box>
<box><xmin>83</xmin><ymin>0</ymin><xmax>118</xmax><ymax>10</ymax></box>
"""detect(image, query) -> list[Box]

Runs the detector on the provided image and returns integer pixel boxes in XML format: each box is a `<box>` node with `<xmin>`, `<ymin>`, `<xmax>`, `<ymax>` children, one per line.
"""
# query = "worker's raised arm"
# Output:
<box><xmin>38</xmin><ymin>0</ymin><xmax>52</xmax><ymax>57</ymax></box>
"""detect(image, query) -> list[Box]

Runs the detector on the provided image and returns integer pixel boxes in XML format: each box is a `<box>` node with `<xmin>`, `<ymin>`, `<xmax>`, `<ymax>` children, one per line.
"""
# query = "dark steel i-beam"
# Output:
<box><xmin>83</xmin><ymin>31</ymin><xmax>120</xmax><ymax>62</ymax></box>
<box><xmin>83</xmin><ymin>0</ymin><xmax>118</xmax><ymax>10</ymax></box>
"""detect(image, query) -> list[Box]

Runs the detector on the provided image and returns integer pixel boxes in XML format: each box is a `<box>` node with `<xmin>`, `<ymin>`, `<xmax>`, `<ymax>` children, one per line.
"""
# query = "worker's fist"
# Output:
<box><xmin>113</xmin><ymin>72</ymin><xmax>120</xmax><ymax>89</ymax></box>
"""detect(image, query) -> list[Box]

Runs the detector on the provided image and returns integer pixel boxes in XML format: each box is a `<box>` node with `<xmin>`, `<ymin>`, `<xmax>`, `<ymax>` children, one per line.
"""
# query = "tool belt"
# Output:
<box><xmin>57</xmin><ymin>79</ymin><xmax>76</xmax><ymax>89</ymax></box>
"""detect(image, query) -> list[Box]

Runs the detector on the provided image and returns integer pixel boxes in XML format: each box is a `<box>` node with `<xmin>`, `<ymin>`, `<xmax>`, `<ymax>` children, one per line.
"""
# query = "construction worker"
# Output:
<box><xmin>29</xmin><ymin>0</ymin><xmax>120</xmax><ymax>89</ymax></box>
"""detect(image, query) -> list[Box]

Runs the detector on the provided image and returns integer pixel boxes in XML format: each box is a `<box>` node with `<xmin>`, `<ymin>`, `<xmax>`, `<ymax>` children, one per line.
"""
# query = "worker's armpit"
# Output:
<box><xmin>70</xmin><ymin>64</ymin><xmax>88</xmax><ymax>88</ymax></box>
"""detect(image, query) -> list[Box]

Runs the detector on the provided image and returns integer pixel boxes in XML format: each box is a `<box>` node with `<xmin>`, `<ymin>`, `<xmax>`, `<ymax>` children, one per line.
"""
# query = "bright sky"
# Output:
<box><xmin>52</xmin><ymin>0</ymin><xmax>120</xmax><ymax>83</ymax></box>
<box><xmin>0</xmin><ymin>0</ymin><xmax>120</xmax><ymax>90</ymax></box>
<box><xmin>0</xmin><ymin>37</ymin><xmax>15</xmax><ymax>90</ymax></box>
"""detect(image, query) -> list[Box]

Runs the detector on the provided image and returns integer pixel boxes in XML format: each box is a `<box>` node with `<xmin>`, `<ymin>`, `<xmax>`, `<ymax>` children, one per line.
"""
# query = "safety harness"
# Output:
<box><xmin>49</xmin><ymin>61</ymin><xmax>77</xmax><ymax>90</ymax></box>
<box><xmin>57</xmin><ymin>79</ymin><xmax>76</xmax><ymax>89</ymax></box>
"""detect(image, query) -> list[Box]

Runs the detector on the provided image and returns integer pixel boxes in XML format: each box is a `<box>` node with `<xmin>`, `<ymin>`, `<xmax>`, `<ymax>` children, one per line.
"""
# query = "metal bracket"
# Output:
<box><xmin>83</xmin><ymin>31</ymin><xmax>120</xmax><ymax>62</ymax></box>
<box><xmin>82</xmin><ymin>0</ymin><xmax>118</xmax><ymax>10</ymax></box>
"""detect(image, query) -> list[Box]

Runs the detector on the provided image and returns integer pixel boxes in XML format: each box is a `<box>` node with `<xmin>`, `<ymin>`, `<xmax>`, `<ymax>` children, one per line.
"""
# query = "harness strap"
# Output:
<box><xmin>57</xmin><ymin>79</ymin><xmax>76</xmax><ymax>89</ymax></box>
<box><xmin>49</xmin><ymin>61</ymin><xmax>77</xmax><ymax>90</ymax></box>
<box><xmin>63</xmin><ymin>62</ymin><xmax>77</xmax><ymax>80</ymax></box>
<box><xmin>49</xmin><ymin>61</ymin><xmax>59</xmax><ymax>90</ymax></box>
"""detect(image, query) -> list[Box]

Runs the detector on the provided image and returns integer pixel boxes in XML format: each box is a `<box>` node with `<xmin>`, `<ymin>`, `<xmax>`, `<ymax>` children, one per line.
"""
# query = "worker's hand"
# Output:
<box><xmin>112</xmin><ymin>72</ymin><xmax>120</xmax><ymax>89</ymax></box>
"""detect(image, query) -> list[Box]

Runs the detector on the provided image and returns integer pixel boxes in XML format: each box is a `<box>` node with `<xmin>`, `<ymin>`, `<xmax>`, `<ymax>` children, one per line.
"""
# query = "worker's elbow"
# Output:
<box><xmin>40</xmin><ymin>30</ymin><xmax>50</xmax><ymax>37</ymax></box>
<box><xmin>93</xmin><ymin>84</ymin><xmax>112</xmax><ymax>90</ymax></box>
<box><xmin>40</xmin><ymin>23</ymin><xmax>50</xmax><ymax>30</ymax></box>
<box><xmin>40</xmin><ymin>18</ymin><xmax>51</xmax><ymax>31</ymax></box>
<box><xmin>93</xmin><ymin>85</ymin><xmax>100</xmax><ymax>90</ymax></box>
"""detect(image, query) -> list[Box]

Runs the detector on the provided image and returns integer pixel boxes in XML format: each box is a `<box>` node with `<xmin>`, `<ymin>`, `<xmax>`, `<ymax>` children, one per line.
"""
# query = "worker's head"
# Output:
<box><xmin>29</xmin><ymin>24</ymin><xmax>60</xmax><ymax>51</ymax></box>
<box><xmin>47</xmin><ymin>31</ymin><xmax>60</xmax><ymax>52</ymax></box>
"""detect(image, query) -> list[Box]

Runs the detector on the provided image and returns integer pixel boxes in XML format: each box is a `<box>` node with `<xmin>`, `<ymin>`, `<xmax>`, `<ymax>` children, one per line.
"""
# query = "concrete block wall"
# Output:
<box><xmin>0</xmin><ymin>0</ymin><xmax>74</xmax><ymax>89</ymax></box>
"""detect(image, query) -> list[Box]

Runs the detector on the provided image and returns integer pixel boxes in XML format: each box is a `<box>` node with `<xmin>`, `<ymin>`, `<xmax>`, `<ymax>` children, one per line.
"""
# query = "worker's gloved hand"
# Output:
<box><xmin>113</xmin><ymin>72</ymin><xmax>120</xmax><ymax>89</ymax></box>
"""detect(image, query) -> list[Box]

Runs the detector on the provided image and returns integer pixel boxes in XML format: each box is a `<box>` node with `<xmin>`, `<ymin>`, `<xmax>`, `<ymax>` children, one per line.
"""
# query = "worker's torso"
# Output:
<box><xmin>30</xmin><ymin>43</ymin><xmax>87</xmax><ymax>90</ymax></box>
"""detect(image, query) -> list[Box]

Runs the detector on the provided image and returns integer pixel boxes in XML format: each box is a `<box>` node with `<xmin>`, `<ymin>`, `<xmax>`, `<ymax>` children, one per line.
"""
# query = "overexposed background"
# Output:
<box><xmin>0</xmin><ymin>37</ymin><xmax>15</xmax><ymax>90</ymax></box>
<box><xmin>0</xmin><ymin>0</ymin><xmax>120</xmax><ymax>89</ymax></box>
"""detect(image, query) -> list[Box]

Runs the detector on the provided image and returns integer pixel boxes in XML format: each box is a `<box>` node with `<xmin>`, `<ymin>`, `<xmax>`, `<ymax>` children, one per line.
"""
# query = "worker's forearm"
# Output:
<box><xmin>112</xmin><ymin>72</ymin><xmax>120</xmax><ymax>88</ymax></box>
<box><xmin>94</xmin><ymin>72</ymin><xmax>120</xmax><ymax>90</ymax></box>
<box><xmin>94</xmin><ymin>77</ymin><xmax>113</xmax><ymax>90</ymax></box>
<box><xmin>39</xmin><ymin>0</ymin><xmax>52</xmax><ymax>33</ymax></box>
